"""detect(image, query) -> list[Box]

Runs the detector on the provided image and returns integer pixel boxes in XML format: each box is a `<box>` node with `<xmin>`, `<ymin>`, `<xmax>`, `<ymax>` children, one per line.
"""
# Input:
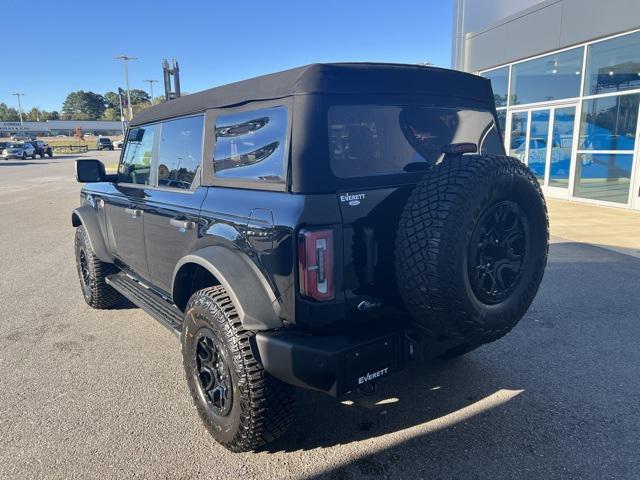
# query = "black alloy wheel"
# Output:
<box><xmin>194</xmin><ymin>330</ymin><xmax>233</xmax><ymax>416</ymax></box>
<box><xmin>78</xmin><ymin>248</ymin><xmax>91</xmax><ymax>297</ymax></box>
<box><xmin>468</xmin><ymin>200</ymin><xmax>528</xmax><ymax>305</ymax></box>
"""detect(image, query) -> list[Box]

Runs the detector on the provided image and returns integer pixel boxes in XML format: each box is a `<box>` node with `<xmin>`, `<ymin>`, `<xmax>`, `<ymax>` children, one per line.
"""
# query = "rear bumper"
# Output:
<box><xmin>255</xmin><ymin>324</ymin><xmax>416</xmax><ymax>397</ymax></box>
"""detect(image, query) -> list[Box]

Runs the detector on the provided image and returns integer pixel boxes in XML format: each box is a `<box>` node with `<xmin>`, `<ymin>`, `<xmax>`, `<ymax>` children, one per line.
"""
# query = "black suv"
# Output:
<box><xmin>72</xmin><ymin>63</ymin><xmax>548</xmax><ymax>452</ymax></box>
<box><xmin>96</xmin><ymin>137</ymin><xmax>114</xmax><ymax>150</ymax></box>
<box><xmin>28</xmin><ymin>140</ymin><xmax>54</xmax><ymax>158</ymax></box>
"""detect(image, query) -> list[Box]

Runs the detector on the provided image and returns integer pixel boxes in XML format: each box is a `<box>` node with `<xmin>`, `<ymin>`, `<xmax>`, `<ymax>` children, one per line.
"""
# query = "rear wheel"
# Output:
<box><xmin>47</xmin><ymin>149</ymin><xmax>53</xmax><ymax>157</ymax></box>
<box><xmin>22</xmin><ymin>152</ymin><xmax>26</xmax><ymax>160</ymax></box>
<box><xmin>395</xmin><ymin>154</ymin><xmax>548</xmax><ymax>352</ymax></box>
<box><xmin>182</xmin><ymin>286</ymin><xmax>295</xmax><ymax>452</ymax></box>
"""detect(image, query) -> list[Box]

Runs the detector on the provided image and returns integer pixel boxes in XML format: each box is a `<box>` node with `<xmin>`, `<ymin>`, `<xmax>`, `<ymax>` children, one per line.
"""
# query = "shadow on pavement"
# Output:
<box><xmin>0</xmin><ymin>161</ymin><xmax>53</xmax><ymax>166</ymax></box>
<box><xmin>265</xmin><ymin>242</ymin><xmax>640</xmax><ymax>479</ymax></box>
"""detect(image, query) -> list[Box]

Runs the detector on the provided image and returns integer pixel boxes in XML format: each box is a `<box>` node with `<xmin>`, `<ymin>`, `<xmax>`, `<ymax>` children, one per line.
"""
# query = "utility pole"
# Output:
<box><xmin>12</xmin><ymin>93</ymin><xmax>25</xmax><ymax>133</ymax></box>
<box><xmin>143</xmin><ymin>79</ymin><xmax>159</xmax><ymax>104</ymax></box>
<box><xmin>114</xmin><ymin>55</ymin><xmax>137</xmax><ymax>121</ymax></box>
<box><xmin>117</xmin><ymin>88</ymin><xmax>126</xmax><ymax>135</ymax></box>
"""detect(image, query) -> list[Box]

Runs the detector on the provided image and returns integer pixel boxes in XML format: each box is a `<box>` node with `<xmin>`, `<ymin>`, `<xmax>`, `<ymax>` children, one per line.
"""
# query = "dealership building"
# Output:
<box><xmin>0</xmin><ymin>120</ymin><xmax>123</xmax><ymax>137</ymax></box>
<box><xmin>453</xmin><ymin>0</ymin><xmax>640</xmax><ymax>210</ymax></box>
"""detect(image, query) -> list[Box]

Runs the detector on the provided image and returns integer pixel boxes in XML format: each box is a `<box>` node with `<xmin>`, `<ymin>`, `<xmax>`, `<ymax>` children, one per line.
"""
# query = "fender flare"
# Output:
<box><xmin>172</xmin><ymin>246</ymin><xmax>283</xmax><ymax>331</ymax></box>
<box><xmin>71</xmin><ymin>205</ymin><xmax>113</xmax><ymax>263</ymax></box>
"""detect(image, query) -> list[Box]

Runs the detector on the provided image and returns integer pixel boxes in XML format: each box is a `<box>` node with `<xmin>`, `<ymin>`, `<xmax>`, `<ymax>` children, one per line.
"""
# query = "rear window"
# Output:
<box><xmin>328</xmin><ymin>105</ymin><xmax>503</xmax><ymax>178</ymax></box>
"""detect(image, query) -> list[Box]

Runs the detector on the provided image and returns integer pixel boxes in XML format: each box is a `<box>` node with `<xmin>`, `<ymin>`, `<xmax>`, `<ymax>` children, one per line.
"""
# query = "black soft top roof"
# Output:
<box><xmin>130</xmin><ymin>62</ymin><xmax>492</xmax><ymax>126</ymax></box>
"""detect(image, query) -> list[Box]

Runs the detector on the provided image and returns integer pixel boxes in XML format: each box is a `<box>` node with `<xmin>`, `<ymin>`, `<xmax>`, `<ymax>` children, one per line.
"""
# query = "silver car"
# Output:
<box><xmin>2</xmin><ymin>142</ymin><xmax>37</xmax><ymax>160</ymax></box>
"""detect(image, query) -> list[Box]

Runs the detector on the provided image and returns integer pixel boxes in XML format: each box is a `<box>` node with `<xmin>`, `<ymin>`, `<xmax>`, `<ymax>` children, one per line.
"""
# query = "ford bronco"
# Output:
<box><xmin>72</xmin><ymin>63</ymin><xmax>548</xmax><ymax>452</ymax></box>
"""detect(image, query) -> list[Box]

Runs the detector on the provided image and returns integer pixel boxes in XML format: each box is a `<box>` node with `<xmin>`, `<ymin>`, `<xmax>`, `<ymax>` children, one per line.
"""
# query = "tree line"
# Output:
<box><xmin>0</xmin><ymin>89</ymin><xmax>166</xmax><ymax>122</ymax></box>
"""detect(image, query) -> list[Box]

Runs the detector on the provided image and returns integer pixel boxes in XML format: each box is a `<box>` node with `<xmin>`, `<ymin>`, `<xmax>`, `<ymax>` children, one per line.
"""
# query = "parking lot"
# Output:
<box><xmin>1</xmin><ymin>151</ymin><xmax>639</xmax><ymax>479</ymax></box>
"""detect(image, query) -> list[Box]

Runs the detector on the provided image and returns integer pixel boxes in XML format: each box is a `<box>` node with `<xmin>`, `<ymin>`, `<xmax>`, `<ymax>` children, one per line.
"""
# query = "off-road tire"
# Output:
<box><xmin>395</xmin><ymin>154</ymin><xmax>548</xmax><ymax>353</ymax></box>
<box><xmin>182</xmin><ymin>286</ymin><xmax>295</xmax><ymax>452</ymax></box>
<box><xmin>74</xmin><ymin>225</ymin><xmax>122</xmax><ymax>309</ymax></box>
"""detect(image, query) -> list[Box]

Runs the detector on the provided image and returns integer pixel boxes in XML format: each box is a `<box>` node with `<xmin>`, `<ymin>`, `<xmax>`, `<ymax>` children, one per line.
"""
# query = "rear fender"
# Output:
<box><xmin>71</xmin><ymin>205</ymin><xmax>113</xmax><ymax>263</ymax></box>
<box><xmin>172</xmin><ymin>246</ymin><xmax>283</xmax><ymax>330</ymax></box>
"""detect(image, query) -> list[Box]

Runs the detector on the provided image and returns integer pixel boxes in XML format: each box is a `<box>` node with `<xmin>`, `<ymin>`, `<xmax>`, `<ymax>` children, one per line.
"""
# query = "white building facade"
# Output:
<box><xmin>453</xmin><ymin>0</ymin><xmax>640</xmax><ymax>210</ymax></box>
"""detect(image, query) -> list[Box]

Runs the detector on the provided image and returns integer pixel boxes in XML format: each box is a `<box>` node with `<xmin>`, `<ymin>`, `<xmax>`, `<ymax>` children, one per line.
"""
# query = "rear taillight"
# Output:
<box><xmin>298</xmin><ymin>228</ymin><xmax>334</xmax><ymax>301</ymax></box>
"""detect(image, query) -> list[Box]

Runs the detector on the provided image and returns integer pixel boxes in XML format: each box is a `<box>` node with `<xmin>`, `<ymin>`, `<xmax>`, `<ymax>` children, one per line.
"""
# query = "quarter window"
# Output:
<box><xmin>157</xmin><ymin>116</ymin><xmax>204</xmax><ymax>189</ymax></box>
<box><xmin>213</xmin><ymin>107</ymin><xmax>288</xmax><ymax>183</ymax></box>
<box><xmin>119</xmin><ymin>125</ymin><xmax>156</xmax><ymax>185</ymax></box>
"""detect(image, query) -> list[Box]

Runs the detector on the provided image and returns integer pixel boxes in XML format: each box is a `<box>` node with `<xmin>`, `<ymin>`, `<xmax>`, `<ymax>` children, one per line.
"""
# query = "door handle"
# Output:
<box><xmin>170</xmin><ymin>218</ymin><xmax>195</xmax><ymax>230</ymax></box>
<box><xmin>125</xmin><ymin>207</ymin><xmax>143</xmax><ymax>218</ymax></box>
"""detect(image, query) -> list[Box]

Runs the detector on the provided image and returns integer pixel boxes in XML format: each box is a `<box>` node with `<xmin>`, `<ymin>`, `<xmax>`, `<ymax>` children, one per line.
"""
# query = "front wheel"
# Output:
<box><xmin>22</xmin><ymin>152</ymin><xmax>26</xmax><ymax>160</ymax></box>
<box><xmin>74</xmin><ymin>226</ymin><xmax>123</xmax><ymax>309</ymax></box>
<box><xmin>47</xmin><ymin>149</ymin><xmax>53</xmax><ymax>157</ymax></box>
<box><xmin>182</xmin><ymin>286</ymin><xmax>295</xmax><ymax>452</ymax></box>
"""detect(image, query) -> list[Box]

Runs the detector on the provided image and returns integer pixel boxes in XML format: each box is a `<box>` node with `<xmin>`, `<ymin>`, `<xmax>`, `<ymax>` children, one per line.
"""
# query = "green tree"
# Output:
<box><xmin>0</xmin><ymin>103</ymin><xmax>20</xmax><ymax>121</ymax></box>
<box><xmin>27</xmin><ymin>108</ymin><xmax>41</xmax><ymax>121</ymax></box>
<box><xmin>102</xmin><ymin>107</ymin><xmax>122</xmax><ymax>121</ymax></box>
<box><xmin>61</xmin><ymin>91</ymin><xmax>106</xmax><ymax>120</ymax></box>
<box><xmin>104</xmin><ymin>91</ymin><xmax>121</xmax><ymax>110</ymax></box>
<box><xmin>128</xmin><ymin>89</ymin><xmax>151</xmax><ymax>105</ymax></box>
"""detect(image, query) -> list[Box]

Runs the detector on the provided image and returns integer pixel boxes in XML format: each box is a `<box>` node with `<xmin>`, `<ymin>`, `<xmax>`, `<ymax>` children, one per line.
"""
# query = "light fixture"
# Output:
<box><xmin>552</xmin><ymin>69</ymin><xmax>558</xmax><ymax>74</ymax></box>
<box><xmin>575</xmin><ymin>70</ymin><xmax>581</xmax><ymax>75</ymax></box>
<box><xmin>609</xmin><ymin>71</ymin><xmax>614</xmax><ymax>76</ymax></box>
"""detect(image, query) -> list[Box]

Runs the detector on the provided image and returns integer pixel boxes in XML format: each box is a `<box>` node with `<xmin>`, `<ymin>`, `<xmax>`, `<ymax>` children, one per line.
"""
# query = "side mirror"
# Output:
<box><xmin>75</xmin><ymin>159</ymin><xmax>106</xmax><ymax>183</ymax></box>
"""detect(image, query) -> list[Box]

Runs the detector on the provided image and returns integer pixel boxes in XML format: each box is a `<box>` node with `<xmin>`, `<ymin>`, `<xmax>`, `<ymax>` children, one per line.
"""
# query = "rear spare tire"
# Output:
<box><xmin>395</xmin><ymin>154</ymin><xmax>548</xmax><ymax>351</ymax></box>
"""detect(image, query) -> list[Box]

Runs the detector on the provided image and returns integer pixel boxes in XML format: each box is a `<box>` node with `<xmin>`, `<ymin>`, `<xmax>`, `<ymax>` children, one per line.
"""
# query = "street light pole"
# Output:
<box><xmin>114</xmin><ymin>55</ymin><xmax>137</xmax><ymax>121</ymax></box>
<box><xmin>143</xmin><ymin>79</ymin><xmax>159</xmax><ymax>104</ymax></box>
<box><xmin>12</xmin><ymin>93</ymin><xmax>25</xmax><ymax>133</ymax></box>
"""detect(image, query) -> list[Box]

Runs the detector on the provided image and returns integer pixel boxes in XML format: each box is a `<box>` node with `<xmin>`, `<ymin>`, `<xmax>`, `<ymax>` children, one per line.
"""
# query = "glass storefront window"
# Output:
<box><xmin>511</xmin><ymin>47</ymin><xmax>583</xmax><ymax>105</ymax></box>
<box><xmin>549</xmin><ymin>107</ymin><xmax>576</xmax><ymax>188</ymax></box>
<box><xmin>528</xmin><ymin>110</ymin><xmax>550</xmax><ymax>180</ymax></box>
<box><xmin>482</xmin><ymin>67</ymin><xmax>509</xmax><ymax>107</ymax></box>
<box><xmin>496</xmin><ymin>110</ymin><xmax>506</xmax><ymax>138</ymax></box>
<box><xmin>509</xmin><ymin>111</ymin><xmax>528</xmax><ymax>161</ymax></box>
<box><xmin>585</xmin><ymin>31</ymin><xmax>640</xmax><ymax>95</ymax></box>
<box><xmin>579</xmin><ymin>94</ymin><xmax>639</xmax><ymax>151</ymax></box>
<box><xmin>574</xmin><ymin>153</ymin><xmax>633</xmax><ymax>204</ymax></box>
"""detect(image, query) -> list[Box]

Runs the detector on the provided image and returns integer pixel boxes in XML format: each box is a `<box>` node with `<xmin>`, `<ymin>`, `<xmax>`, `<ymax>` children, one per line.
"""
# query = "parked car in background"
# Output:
<box><xmin>96</xmin><ymin>137</ymin><xmax>114</xmax><ymax>151</ymax></box>
<box><xmin>27</xmin><ymin>140</ymin><xmax>54</xmax><ymax>158</ymax></box>
<box><xmin>2</xmin><ymin>142</ymin><xmax>36</xmax><ymax>159</ymax></box>
<box><xmin>115</xmin><ymin>139</ymin><xmax>124</xmax><ymax>149</ymax></box>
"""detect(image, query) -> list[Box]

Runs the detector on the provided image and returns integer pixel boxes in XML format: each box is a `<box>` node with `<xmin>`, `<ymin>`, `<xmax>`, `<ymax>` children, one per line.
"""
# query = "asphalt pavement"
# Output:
<box><xmin>0</xmin><ymin>152</ymin><xmax>638</xmax><ymax>479</ymax></box>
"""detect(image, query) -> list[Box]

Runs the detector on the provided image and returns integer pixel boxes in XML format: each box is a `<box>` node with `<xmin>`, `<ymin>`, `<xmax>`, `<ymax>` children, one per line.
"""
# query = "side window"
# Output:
<box><xmin>119</xmin><ymin>125</ymin><xmax>156</xmax><ymax>185</ymax></box>
<box><xmin>213</xmin><ymin>106</ymin><xmax>287</xmax><ymax>183</ymax></box>
<box><xmin>157</xmin><ymin>115</ymin><xmax>204</xmax><ymax>190</ymax></box>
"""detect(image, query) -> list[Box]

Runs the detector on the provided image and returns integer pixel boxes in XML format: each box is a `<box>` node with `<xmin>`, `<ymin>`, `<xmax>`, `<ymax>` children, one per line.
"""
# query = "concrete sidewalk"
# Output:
<box><xmin>547</xmin><ymin>197</ymin><xmax>640</xmax><ymax>258</ymax></box>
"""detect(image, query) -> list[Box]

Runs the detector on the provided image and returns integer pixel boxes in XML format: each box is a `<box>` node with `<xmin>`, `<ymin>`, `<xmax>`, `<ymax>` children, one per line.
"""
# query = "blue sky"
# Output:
<box><xmin>0</xmin><ymin>0</ymin><xmax>453</xmax><ymax>113</ymax></box>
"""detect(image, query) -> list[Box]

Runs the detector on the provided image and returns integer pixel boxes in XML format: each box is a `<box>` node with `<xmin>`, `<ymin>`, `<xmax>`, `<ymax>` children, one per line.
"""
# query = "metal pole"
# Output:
<box><xmin>114</xmin><ymin>55</ymin><xmax>137</xmax><ymax>121</ymax></box>
<box><xmin>12</xmin><ymin>93</ymin><xmax>25</xmax><ymax>133</ymax></box>
<box><xmin>144</xmin><ymin>80</ymin><xmax>159</xmax><ymax>104</ymax></box>
<box><xmin>117</xmin><ymin>88</ymin><xmax>126</xmax><ymax>135</ymax></box>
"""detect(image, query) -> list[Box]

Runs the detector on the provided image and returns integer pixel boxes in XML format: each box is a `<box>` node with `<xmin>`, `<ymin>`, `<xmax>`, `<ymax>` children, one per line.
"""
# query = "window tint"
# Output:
<box><xmin>481</xmin><ymin>67</ymin><xmax>509</xmax><ymax>107</ymax></box>
<box><xmin>510</xmin><ymin>47</ymin><xmax>583</xmax><ymax>105</ymax></box>
<box><xmin>579</xmin><ymin>94</ymin><xmax>639</xmax><ymax>151</ymax></box>
<box><xmin>213</xmin><ymin>107</ymin><xmax>287</xmax><ymax>183</ymax></box>
<box><xmin>585</xmin><ymin>31</ymin><xmax>640</xmax><ymax>95</ymax></box>
<box><xmin>119</xmin><ymin>125</ymin><xmax>156</xmax><ymax>185</ymax></box>
<box><xmin>157</xmin><ymin>116</ymin><xmax>204</xmax><ymax>189</ymax></box>
<box><xmin>328</xmin><ymin>105</ymin><xmax>502</xmax><ymax>178</ymax></box>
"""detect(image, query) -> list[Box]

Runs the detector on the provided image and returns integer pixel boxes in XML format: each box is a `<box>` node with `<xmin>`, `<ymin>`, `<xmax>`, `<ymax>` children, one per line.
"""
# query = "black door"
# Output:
<box><xmin>143</xmin><ymin>188</ymin><xmax>207</xmax><ymax>293</ymax></box>
<box><xmin>105</xmin><ymin>186</ymin><xmax>151</xmax><ymax>280</ymax></box>
<box><xmin>106</xmin><ymin>123</ymin><xmax>158</xmax><ymax>280</ymax></box>
<box><xmin>143</xmin><ymin>115</ymin><xmax>206</xmax><ymax>294</ymax></box>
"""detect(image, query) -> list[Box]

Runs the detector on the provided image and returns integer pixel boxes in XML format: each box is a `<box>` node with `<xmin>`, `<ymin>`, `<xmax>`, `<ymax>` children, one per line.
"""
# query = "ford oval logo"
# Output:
<box><xmin>348</xmin><ymin>200</ymin><xmax>360</xmax><ymax>206</ymax></box>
